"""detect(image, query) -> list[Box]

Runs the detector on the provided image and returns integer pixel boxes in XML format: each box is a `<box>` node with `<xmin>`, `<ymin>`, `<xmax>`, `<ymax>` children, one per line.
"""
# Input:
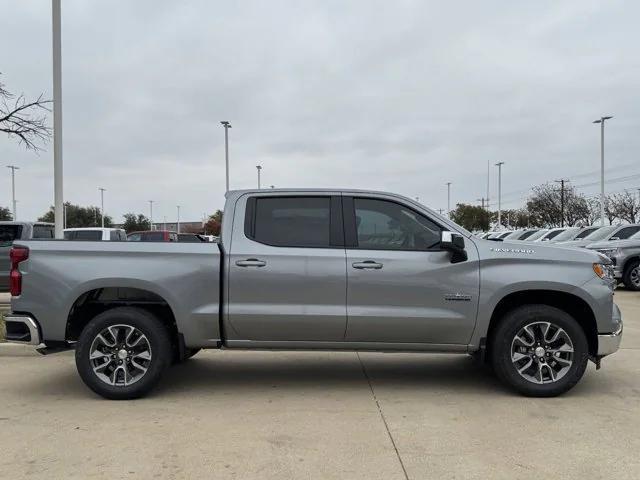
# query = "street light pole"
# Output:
<box><xmin>148</xmin><ymin>200</ymin><xmax>154</xmax><ymax>230</ymax></box>
<box><xmin>6</xmin><ymin>166</ymin><xmax>19</xmax><ymax>220</ymax></box>
<box><xmin>176</xmin><ymin>205</ymin><xmax>181</xmax><ymax>233</ymax></box>
<box><xmin>52</xmin><ymin>0</ymin><xmax>64</xmax><ymax>238</ymax></box>
<box><xmin>446</xmin><ymin>182</ymin><xmax>452</xmax><ymax>216</ymax></box>
<box><xmin>593</xmin><ymin>116</ymin><xmax>613</xmax><ymax>226</ymax></box>
<box><xmin>495</xmin><ymin>162</ymin><xmax>505</xmax><ymax>228</ymax></box>
<box><xmin>256</xmin><ymin>165</ymin><xmax>262</xmax><ymax>189</ymax></box>
<box><xmin>221</xmin><ymin>121</ymin><xmax>232</xmax><ymax>192</ymax></box>
<box><xmin>98</xmin><ymin>187</ymin><xmax>106</xmax><ymax>228</ymax></box>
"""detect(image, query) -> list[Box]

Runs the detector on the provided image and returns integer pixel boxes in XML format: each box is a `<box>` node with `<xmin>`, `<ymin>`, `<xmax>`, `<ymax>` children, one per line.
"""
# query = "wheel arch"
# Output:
<box><xmin>66</xmin><ymin>286</ymin><xmax>180</xmax><ymax>350</ymax></box>
<box><xmin>486</xmin><ymin>290</ymin><xmax>598</xmax><ymax>357</ymax></box>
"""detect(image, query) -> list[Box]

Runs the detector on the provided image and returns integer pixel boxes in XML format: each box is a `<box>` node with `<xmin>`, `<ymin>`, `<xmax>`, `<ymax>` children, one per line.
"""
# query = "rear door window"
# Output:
<box><xmin>33</xmin><ymin>225</ymin><xmax>54</xmax><ymax>239</ymax></box>
<box><xmin>248</xmin><ymin>197</ymin><xmax>332</xmax><ymax>247</ymax></box>
<box><xmin>0</xmin><ymin>225</ymin><xmax>22</xmax><ymax>246</ymax></box>
<box><xmin>68</xmin><ymin>230</ymin><xmax>102</xmax><ymax>241</ymax></box>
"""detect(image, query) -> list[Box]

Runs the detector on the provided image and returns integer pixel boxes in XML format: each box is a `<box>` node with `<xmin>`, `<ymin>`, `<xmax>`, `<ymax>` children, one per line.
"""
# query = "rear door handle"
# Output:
<box><xmin>352</xmin><ymin>260</ymin><xmax>383</xmax><ymax>270</ymax></box>
<box><xmin>235</xmin><ymin>258</ymin><xmax>267</xmax><ymax>267</ymax></box>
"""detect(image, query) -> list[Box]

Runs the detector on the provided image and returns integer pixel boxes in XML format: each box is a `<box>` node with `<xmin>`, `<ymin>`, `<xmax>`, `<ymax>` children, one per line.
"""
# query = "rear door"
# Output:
<box><xmin>226</xmin><ymin>194</ymin><xmax>347</xmax><ymax>342</ymax></box>
<box><xmin>343</xmin><ymin>195</ymin><xmax>480</xmax><ymax>345</ymax></box>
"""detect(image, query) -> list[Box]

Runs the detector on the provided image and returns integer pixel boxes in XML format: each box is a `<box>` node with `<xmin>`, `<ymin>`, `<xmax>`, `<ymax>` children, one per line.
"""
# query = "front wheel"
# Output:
<box><xmin>75</xmin><ymin>307</ymin><xmax>172</xmax><ymax>400</ymax></box>
<box><xmin>490</xmin><ymin>305</ymin><xmax>588</xmax><ymax>397</ymax></box>
<box><xmin>622</xmin><ymin>260</ymin><xmax>640</xmax><ymax>291</ymax></box>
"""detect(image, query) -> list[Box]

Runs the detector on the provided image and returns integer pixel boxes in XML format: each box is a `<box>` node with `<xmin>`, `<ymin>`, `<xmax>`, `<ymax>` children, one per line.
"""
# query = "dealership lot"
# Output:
<box><xmin>0</xmin><ymin>291</ymin><xmax>638</xmax><ymax>480</ymax></box>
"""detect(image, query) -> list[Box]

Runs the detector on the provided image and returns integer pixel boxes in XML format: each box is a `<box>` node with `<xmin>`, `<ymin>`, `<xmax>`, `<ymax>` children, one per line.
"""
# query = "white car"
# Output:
<box><xmin>64</xmin><ymin>228</ymin><xmax>127</xmax><ymax>241</ymax></box>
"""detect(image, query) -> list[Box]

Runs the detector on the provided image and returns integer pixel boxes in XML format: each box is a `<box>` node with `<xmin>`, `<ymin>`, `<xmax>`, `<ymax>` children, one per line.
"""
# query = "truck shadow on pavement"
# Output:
<box><xmin>15</xmin><ymin>351</ymin><xmax>610</xmax><ymax>399</ymax></box>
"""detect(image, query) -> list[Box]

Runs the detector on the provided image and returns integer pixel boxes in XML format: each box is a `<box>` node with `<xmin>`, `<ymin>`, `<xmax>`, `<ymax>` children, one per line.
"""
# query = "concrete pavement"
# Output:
<box><xmin>0</xmin><ymin>291</ymin><xmax>638</xmax><ymax>479</ymax></box>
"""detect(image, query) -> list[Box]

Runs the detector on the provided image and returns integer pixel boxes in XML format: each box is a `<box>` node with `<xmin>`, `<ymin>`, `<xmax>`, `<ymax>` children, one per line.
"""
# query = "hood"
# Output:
<box><xmin>586</xmin><ymin>238</ymin><xmax>640</xmax><ymax>250</ymax></box>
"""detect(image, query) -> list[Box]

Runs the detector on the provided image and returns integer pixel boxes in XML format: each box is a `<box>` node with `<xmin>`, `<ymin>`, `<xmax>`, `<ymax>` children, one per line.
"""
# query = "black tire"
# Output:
<box><xmin>490</xmin><ymin>305</ymin><xmax>588</xmax><ymax>397</ymax></box>
<box><xmin>622</xmin><ymin>259</ymin><xmax>640</xmax><ymax>291</ymax></box>
<box><xmin>75</xmin><ymin>307</ymin><xmax>173</xmax><ymax>400</ymax></box>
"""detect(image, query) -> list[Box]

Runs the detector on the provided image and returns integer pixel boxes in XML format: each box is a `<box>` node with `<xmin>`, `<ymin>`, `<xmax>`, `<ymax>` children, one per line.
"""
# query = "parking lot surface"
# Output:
<box><xmin>1</xmin><ymin>291</ymin><xmax>638</xmax><ymax>479</ymax></box>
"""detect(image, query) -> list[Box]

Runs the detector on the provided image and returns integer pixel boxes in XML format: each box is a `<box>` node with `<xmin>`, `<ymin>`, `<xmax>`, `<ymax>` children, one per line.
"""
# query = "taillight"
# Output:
<box><xmin>9</xmin><ymin>246</ymin><xmax>29</xmax><ymax>296</ymax></box>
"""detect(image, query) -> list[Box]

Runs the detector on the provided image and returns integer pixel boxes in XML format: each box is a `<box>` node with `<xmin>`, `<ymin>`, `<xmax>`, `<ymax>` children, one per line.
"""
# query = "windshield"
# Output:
<box><xmin>518</xmin><ymin>229</ymin><xmax>538</xmax><ymax>240</ymax></box>
<box><xmin>549</xmin><ymin>227</ymin><xmax>580</xmax><ymax>242</ymax></box>
<box><xmin>0</xmin><ymin>225</ymin><xmax>22</xmax><ymax>246</ymax></box>
<box><xmin>575</xmin><ymin>227</ymin><xmax>599</xmax><ymax>239</ymax></box>
<box><xmin>583</xmin><ymin>225</ymin><xmax>617</xmax><ymax>241</ymax></box>
<box><xmin>525</xmin><ymin>229</ymin><xmax>548</xmax><ymax>241</ymax></box>
<box><xmin>543</xmin><ymin>229</ymin><xmax>565</xmax><ymax>240</ymax></box>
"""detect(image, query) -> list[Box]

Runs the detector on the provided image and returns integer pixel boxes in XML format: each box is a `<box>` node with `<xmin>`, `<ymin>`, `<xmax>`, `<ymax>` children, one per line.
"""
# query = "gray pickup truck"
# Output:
<box><xmin>0</xmin><ymin>222</ymin><xmax>55</xmax><ymax>292</ymax></box>
<box><xmin>5</xmin><ymin>189</ymin><xmax>622</xmax><ymax>399</ymax></box>
<box><xmin>588</xmin><ymin>233</ymin><xmax>640</xmax><ymax>291</ymax></box>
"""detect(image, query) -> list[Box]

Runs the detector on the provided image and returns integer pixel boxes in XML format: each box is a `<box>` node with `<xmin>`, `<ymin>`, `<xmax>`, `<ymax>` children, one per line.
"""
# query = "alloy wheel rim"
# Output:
<box><xmin>89</xmin><ymin>324</ymin><xmax>152</xmax><ymax>386</ymax></box>
<box><xmin>510</xmin><ymin>321</ymin><xmax>573</xmax><ymax>384</ymax></box>
<box><xmin>631</xmin><ymin>266</ymin><xmax>640</xmax><ymax>287</ymax></box>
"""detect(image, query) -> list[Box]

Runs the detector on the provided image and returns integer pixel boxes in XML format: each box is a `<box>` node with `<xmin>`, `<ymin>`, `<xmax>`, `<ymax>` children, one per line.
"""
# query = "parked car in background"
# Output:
<box><xmin>0</xmin><ymin>221</ymin><xmax>54</xmax><ymax>292</ymax></box>
<box><xmin>559</xmin><ymin>224</ymin><xmax>640</xmax><ymax>248</ymax></box>
<box><xmin>550</xmin><ymin>226</ymin><xmax>601</xmax><ymax>244</ymax></box>
<box><xmin>587</xmin><ymin>231</ymin><xmax>640</xmax><ymax>290</ymax></box>
<box><xmin>545</xmin><ymin>227</ymin><xmax>580</xmax><ymax>243</ymax></box>
<box><xmin>487</xmin><ymin>231</ymin><xmax>514</xmax><ymax>240</ymax></box>
<box><xmin>64</xmin><ymin>228</ymin><xmax>127</xmax><ymax>241</ymax></box>
<box><xmin>127</xmin><ymin>230</ymin><xmax>178</xmax><ymax>242</ymax></box>
<box><xmin>177</xmin><ymin>233</ymin><xmax>205</xmax><ymax>243</ymax></box>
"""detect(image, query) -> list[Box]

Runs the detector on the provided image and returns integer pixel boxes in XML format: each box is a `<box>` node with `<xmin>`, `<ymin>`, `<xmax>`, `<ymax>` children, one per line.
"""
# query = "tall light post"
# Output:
<box><xmin>176</xmin><ymin>205</ymin><xmax>181</xmax><ymax>233</ymax></box>
<box><xmin>593</xmin><ymin>116</ymin><xmax>613</xmax><ymax>226</ymax></box>
<box><xmin>98</xmin><ymin>187</ymin><xmax>106</xmax><ymax>228</ymax></box>
<box><xmin>52</xmin><ymin>0</ymin><xmax>64</xmax><ymax>238</ymax></box>
<box><xmin>6</xmin><ymin>166</ymin><xmax>19</xmax><ymax>220</ymax></box>
<box><xmin>256</xmin><ymin>165</ymin><xmax>262</xmax><ymax>189</ymax></box>
<box><xmin>148</xmin><ymin>200</ymin><xmax>154</xmax><ymax>230</ymax></box>
<box><xmin>495</xmin><ymin>162</ymin><xmax>505</xmax><ymax>229</ymax></box>
<box><xmin>221</xmin><ymin>121</ymin><xmax>232</xmax><ymax>192</ymax></box>
<box><xmin>446</xmin><ymin>182</ymin><xmax>452</xmax><ymax>216</ymax></box>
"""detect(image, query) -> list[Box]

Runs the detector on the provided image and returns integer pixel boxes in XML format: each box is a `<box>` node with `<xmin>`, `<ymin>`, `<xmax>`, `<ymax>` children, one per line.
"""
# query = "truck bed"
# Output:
<box><xmin>11</xmin><ymin>240</ymin><xmax>222</xmax><ymax>348</ymax></box>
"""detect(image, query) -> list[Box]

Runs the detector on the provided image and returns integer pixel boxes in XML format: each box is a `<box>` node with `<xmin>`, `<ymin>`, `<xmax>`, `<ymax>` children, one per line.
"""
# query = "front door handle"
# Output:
<box><xmin>352</xmin><ymin>260</ymin><xmax>383</xmax><ymax>270</ymax></box>
<box><xmin>235</xmin><ymin>258</ymin><xmax>267</xmax><ymax>267</ymax></box>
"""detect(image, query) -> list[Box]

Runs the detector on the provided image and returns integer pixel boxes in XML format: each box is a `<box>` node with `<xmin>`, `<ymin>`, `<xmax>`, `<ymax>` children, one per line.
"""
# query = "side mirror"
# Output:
<box><xmin>441</xmin><ymin>231</ymin><xmax>467</xmax><ymax>263</ymax></box>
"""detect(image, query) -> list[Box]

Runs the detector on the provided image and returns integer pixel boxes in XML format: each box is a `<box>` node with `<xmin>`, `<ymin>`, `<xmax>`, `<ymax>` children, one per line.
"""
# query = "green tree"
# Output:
<box><xmin>122</xmin><ymin>213</ymin><xmax>151</xmax><ymax>233</ymax></box>
<box><xmin>449</xmin><ymin>203</ymin><xmax>490</xmax><ymax>232</ymax></box>
<box><xmin>204</xmin><ymin>209</ymin><xmax>223</xmax><ymax>236</ymax></box>
<box><xmin>0</xmin><ymin>206</ymin><xmax>12</xmax><ymax>221</ymax></box>
<box><xmin>38</xmin><ymin>202</ymin><xmax>112</xmax><ymax>228</ymax></box>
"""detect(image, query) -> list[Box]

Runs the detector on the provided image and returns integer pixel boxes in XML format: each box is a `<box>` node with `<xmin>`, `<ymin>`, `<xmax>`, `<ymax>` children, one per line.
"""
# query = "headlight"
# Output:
<box><xmin>593</xmin><ymin>263</ymin><xmax>615</xmax><ymax>280</ymax></box>
<box><xmin>597</xmin><ymin>248</ymin><xmax>620</xmax><ymax>258</ymax></box>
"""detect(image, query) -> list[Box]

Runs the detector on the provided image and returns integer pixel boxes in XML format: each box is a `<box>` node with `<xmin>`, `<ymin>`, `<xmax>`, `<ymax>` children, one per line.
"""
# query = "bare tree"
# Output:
<box><xmin>0</xmin><ymin>73</ymin><xmax>51</xmax><ymax>150</ymax></box>
<box><xmin>609</xmin><ymin>191</ymin><xmax>640</xmax><ymax>224</ymax></box>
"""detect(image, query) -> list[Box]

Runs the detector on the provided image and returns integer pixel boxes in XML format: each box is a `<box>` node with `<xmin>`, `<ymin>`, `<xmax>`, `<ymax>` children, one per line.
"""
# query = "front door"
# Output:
<box><xmin>226</xmin><ymin>194</ymin><xmax>347</xmax><ymax>342</ymax></box>
<box><xmin>343</xmin><ymin>196</ymin><xmax>479</xmax><ymax>345</ymax></box>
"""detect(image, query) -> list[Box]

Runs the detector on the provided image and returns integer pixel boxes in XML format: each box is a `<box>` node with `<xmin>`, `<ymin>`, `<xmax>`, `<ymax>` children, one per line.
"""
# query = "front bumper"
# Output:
<box><xmin>3</xmin><ymin>314</ymin><xmax>42</xmax><ymax>345</ymax></box>
<box><xmin>597</xmin><ymin>303</ymin><xmax>623</xmax><ymax>356</ymax></box>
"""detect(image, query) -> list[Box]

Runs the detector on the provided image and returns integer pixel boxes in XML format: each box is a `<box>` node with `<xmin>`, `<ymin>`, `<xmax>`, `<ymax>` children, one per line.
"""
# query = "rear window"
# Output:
<box><xmin>0</xmin><ymin>225</ymin><xmax>22</xmax><ymax>246</ymax></box>
<box><xmin>142</xmin><ymin>232</ymin><xmax>165</xmax><ymax>242</ymax></box>
<box><xmin>33</xmin><ymin>225</ymin><xmax>54</xmax><ymax>239</ymax></box>
<box><xmin>178</xmin><ymin>234</ymin><xmax>203</xmax><ymax>242</ymax></box>
<box><xmin>65</xmin><ymin>230</ymin><xmax>102</xmax><ymax>241</ymax></box>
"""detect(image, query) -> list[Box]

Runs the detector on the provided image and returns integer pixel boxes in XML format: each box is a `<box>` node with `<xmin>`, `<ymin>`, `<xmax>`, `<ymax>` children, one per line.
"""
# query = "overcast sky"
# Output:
<box><xmin>1</xmin><ymin>0</ymin><xmax>639</xmax><ymax>223</ymax></box>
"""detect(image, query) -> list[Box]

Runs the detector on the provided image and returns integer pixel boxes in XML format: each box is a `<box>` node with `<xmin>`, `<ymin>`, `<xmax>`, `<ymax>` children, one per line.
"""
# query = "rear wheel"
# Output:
<box><xmin>490</xmin><ymin>305</ymin><xmax>588</xmax><ymax>397</ymax></box>
<box><xmin>75</xmin><ymin>307</ymin><xmax>172</xmax><ymax>400</ymax></box>
<box><xmin>622</xmin><ymin>259</ymin><xmax>640</xmax><ymax>291</ymax></box>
